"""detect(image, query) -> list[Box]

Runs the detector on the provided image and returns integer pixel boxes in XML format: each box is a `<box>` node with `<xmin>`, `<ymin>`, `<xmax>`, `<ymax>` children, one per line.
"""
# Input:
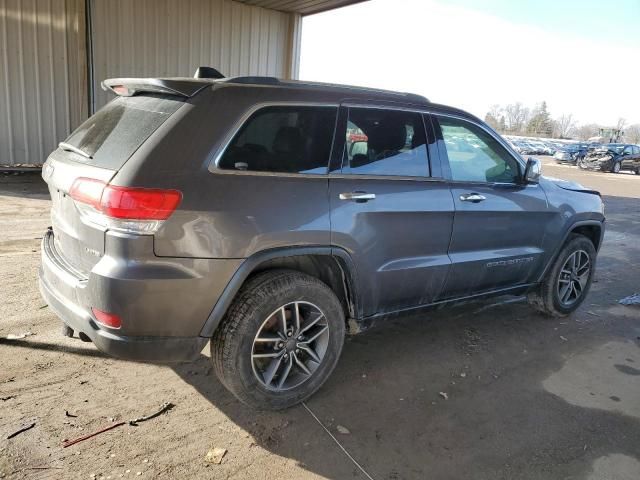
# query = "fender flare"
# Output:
<box><xmin>199</xmin><ymin>246</ymin><xmax>360</xmax><ymax>337</ymax></box>
<box><xmin>536</xmin><ymin>219</ymin><xmax>605</xmax><ymax>283</ymax></box>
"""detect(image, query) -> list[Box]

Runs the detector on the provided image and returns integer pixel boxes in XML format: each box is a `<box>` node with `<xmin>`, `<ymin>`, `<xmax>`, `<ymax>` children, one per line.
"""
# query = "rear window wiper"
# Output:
<box><xmin>58</xmin><ymin>142</ymin><xmax>93</xmax><ymax>159</ymax></box>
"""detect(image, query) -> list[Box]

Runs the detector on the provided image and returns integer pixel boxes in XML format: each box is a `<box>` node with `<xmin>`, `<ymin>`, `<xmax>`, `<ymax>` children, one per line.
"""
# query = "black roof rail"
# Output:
<box><xmin>227</xmin><ymin>76</ymin><xmax>280</xmax><ymax>85</ymax></box>
<box><xmin>223</xmin><ymin>76</ymin><xmax>429</xmax><ymax>103</ymax></box>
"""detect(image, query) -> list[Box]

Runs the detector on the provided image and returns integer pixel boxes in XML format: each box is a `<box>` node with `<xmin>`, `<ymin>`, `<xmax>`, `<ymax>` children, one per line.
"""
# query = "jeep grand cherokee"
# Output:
<box><xmin>39</xmin><ymin>73</ymin><xmax>605</xmax><ymax>409</ymax></box>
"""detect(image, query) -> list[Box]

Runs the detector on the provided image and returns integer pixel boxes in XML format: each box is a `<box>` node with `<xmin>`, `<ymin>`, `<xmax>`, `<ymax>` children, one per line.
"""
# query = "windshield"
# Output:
<box><xmin>63</xmin><ymin>94</ymin><xmax>184</xmax><ymax>169</ymax></box>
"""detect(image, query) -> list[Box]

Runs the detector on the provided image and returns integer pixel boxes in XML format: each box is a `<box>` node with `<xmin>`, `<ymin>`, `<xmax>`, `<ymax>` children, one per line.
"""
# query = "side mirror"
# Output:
<box><xmin>524</xmin><ymin>157</ymin><xmax>542</xmax><ymax>183</ymax></box>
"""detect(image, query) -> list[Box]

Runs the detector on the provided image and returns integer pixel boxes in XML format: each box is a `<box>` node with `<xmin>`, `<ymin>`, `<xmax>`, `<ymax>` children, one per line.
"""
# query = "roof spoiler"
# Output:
<box><xmin>102</xmin><ymin>78</ymin><xmax>213</xmax><ymax>97</ymax></box>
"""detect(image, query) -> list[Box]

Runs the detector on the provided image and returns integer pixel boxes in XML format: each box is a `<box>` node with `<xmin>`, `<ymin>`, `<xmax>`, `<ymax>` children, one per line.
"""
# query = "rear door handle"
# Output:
<box><xmin>459</xmin><ymin>193</ymin><xmax>486</xmax><ymax>203</ymax></box>
<box><xmin>339</xmin><ymin>192</ymin><xmax>376</xmax><ymax>202</ymax></box>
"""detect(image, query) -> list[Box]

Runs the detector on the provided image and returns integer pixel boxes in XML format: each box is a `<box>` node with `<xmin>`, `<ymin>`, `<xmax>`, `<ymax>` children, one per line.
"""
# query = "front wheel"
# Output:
<box><xmin>612</xmin><ymin>161</ymin><xmax>621</xmax><ymax>173</ymax></box>
<box><xmin>211</xmin><ymin>270</ymin><xmax>345</xmax><ymax>410</ymax></box>
<box><xmin>528</xmin><ymin>234</ymin><xmax>596</xmax><ymax>317</ymax></box>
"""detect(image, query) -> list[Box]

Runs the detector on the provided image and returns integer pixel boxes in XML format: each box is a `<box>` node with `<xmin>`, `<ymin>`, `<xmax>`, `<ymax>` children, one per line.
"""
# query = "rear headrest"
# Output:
<box><xmin>272</xmin><ymin>126</ymin><xmax>304</xmax><ymax>154</ymax></box>
<box><xmin>368</xmin><ymin>120</ymin><xmax>407</xmax><ymax>153</ymax></box>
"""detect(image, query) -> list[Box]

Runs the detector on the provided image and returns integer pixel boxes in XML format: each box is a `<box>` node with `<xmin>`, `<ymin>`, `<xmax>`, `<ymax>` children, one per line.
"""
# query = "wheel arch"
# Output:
<box><xmin>570</xmin><ymin>223</ymin><xmax>603</xmax><ymax>251</ymax></box>
<box><xmin>199</xmin><ymin>247</ymin><xmax>360</xmax><ymax>338</ymax></box>
<box><xmin>536</xmin><ymin>220</ymin><xmax>604</xmax><ymax>283</ymax></box>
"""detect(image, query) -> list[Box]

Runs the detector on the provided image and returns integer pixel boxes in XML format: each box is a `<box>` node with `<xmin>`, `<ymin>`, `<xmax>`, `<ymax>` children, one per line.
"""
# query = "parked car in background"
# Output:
<box><xmin>554</xmin><ymin>143</ymin><xmax>590</xmax><ymax>164</ymax></box>
<box><xmin>515</xmin><ymin>141</ymin><xmax>539</xmax><ymax>155</ymax></box>
<box><xmin>541</xmin><ymin>142</ymin><xmax>557</xmax><ymax>155</ymax></box>
<box><xmin>39</xmin><ymin>73</ymin><xmax>605</xmax><ymax>409</ymax></box>
<box><xmin>529</xmin><ymin>141</ymin><xmax>553</xmax><ymax>155</ymax></box>
<box><xmin>579</xmin><ymin>144</ymin><xmax>640</xmax><ymax>173</ymax></box>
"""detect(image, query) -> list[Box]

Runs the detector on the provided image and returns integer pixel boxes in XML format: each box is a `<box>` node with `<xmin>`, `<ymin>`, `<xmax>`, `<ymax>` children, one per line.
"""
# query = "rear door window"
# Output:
<box><xmin>342</xmin><ymin>108</ymin><xmax>429</xmax><ymax>177</ymax></box>
<box><xmin>63</xmin><ymin>94</ymin><xmax>184</xmax><ymax>170</ymax></box>
<box><xmin>219</xmin><ymin>106</ymin><xmax>337</xmax><ymax>174</ymax></box>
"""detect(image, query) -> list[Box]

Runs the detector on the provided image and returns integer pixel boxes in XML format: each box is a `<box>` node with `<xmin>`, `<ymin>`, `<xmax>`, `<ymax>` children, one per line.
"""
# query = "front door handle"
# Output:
<box><xmin>339</xmin><ymin>191</ymin><xmax>376</xmax><ymax>202</ymax></box>
<box><xmin>459</xmin><ymin>193</ymin><xmax>486</xmax><ymax>203</ymax></box>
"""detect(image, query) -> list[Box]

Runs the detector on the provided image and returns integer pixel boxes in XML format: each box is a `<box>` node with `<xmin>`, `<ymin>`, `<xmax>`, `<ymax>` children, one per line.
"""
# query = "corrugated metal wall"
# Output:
<box><xmin>90</xmin><ymin>0</ymin><xmax>297</xmax><ymax>111</ymax></box>
<box><xmin>0</xmin><ymin>0</ymin><xmax>87</xmax><ymax>166</ymax></box>
<box><xmin>0</xmin><ymin>0</ymin><xmax>300</xmax><ymax>166</ymax></box>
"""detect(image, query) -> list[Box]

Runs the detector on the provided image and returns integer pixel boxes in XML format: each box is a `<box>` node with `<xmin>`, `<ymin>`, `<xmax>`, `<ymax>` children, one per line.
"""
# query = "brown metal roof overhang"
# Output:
<box><xmin>235</xmin><ymin>0</ymin><xmax>368</xmax><ymax>16</ymax></box>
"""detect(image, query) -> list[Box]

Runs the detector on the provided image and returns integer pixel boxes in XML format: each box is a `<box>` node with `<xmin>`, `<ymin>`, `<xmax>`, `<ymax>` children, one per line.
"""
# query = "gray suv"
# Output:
<box><xmin>39</xmin><ymin>74</ymin><xmax>605</xmax><ymax>409</ymax></box>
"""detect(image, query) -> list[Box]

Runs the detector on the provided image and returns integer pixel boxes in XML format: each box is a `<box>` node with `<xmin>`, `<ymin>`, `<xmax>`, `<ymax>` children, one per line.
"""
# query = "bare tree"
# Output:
<box><xmin>555</xmin><ymin>114</ymin><xmax>576</xmax><ymax>138</ymax></box>
<box><xmin>488</xmin><ymin>104</ymin><xmax>502</xmax><ymax>120</ymax></box>
<box><xmin>504</xmin><ymin>103</ymin><xmax>529</xmax><ymax>134</ymax></box>
<box><xmin>576</xmin><ymin>123</ymin><xmax>600</xmax><ymax>141</ymax></box>
<box><xmin>625</xmin><ymin>124</ymin><xmax>640</xmax><ymax>144</ymax></box>
<box><xmin>484</xmin><ymin>104</ymin><xmax>503</xmax><ymax>131</ymax></box>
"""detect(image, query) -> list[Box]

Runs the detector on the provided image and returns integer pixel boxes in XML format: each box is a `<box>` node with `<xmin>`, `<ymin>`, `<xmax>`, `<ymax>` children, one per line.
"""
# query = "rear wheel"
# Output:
<box><xmin>528</xmin><ymin>234</ymin><xmax>596</xmax><ymax>317</ymax></box>
<box><xmin>211</xmin><ymin>270</ymin><xmax>345</xmax><ymax>410</ymax></box>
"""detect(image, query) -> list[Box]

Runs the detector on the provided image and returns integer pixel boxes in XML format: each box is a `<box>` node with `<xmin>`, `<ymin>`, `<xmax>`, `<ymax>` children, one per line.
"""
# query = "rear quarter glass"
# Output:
<box><xmin>63</xmin><ymin>94</ymin><xmax>184</xmax><ymax>170</ymax></box>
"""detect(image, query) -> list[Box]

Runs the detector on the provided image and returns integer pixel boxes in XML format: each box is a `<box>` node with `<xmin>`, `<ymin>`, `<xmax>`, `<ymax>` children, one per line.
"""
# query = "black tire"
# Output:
<box><xmin>211</xmin><ymin>269</ymin><xmax>345</xmax><ymax>410</ymax></box>
<box><xmin>527</xmin><ymin>234</ymin><xmax>596</xmax><ymax>317</ymax></box>
<box><xmin>611</xmin><ymin>161</ymin><xmax>621</xmax><ymax>173</ymax></box>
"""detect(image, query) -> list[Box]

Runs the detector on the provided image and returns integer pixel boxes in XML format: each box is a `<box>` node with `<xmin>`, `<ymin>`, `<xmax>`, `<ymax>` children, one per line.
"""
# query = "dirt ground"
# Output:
<box><xmin>1</xmin><ymin>159</ymin><xmax>639</xmax><ymax>480</ymax></box>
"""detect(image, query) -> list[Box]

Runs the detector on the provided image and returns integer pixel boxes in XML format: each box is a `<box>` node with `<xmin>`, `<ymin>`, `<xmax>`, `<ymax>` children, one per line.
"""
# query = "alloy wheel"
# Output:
<box><xmin>557</xmin><ymin>249</ymin><xmax>591</xmax><ymax>307</ymax></box>
<box><xmin>251</xmin><ymin>301</ymin><xmax>330</xmax><ymax>391</ymax></box>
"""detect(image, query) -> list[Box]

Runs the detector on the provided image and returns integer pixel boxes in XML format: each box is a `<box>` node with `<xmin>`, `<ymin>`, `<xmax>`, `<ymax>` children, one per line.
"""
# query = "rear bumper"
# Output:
<box><xmin>37</xmin><ymin>229</ymin><xmax>237</xmax><ymax>362</ymax></box>
<box><xmin>38</xmin><ymin>273</ymin><xmax>207</xmax><ymax>362</ymax></box>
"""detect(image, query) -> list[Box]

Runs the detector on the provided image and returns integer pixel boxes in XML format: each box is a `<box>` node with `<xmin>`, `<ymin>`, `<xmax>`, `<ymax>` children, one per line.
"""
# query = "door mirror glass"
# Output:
<box><xmin>524</xmin><ymin>157</ymin><xmax>542</xmax><ymax>183</ymax></box>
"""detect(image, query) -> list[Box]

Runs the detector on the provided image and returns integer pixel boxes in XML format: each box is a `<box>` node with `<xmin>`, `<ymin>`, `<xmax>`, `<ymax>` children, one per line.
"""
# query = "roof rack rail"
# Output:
<box><xmin>228</xmin><ymin>76</ymin><xmax>280</xmax><ymax>85</ymax></box>
<box><xmin>224</xmin><ymin>76</ymin><xmax>429</xmax><ymax>103</ymax></box>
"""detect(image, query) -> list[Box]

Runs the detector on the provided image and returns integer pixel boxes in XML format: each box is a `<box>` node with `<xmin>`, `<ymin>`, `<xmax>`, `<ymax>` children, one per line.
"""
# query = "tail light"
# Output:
<box><xmin>69</xmin><ymin>177</ymin><xmax>182</xmax><ymax>234</ymax></box>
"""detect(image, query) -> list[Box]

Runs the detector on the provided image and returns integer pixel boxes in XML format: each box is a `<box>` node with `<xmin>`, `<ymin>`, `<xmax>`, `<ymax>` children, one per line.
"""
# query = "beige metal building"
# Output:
<box><xmin>0</xmin><ymin>0</ymin><xmax>365</xmax><ymax>167</ymax></box>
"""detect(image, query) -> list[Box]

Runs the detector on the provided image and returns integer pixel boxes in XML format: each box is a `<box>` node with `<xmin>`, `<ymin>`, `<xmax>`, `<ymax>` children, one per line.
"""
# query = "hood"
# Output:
<box><xmin>542</xmin><ymin>176</ymin><xmax>601</xmax><ymax>196</ymax></box>
<box><xmin>585</xmin><ymin>148</ymin><xmax>615</xmax><ymax>160</ymax></box>
<box><xmin>589</xmin><ymin>144</ymin><xmax>623</xmax><ymax>155</ymax></box>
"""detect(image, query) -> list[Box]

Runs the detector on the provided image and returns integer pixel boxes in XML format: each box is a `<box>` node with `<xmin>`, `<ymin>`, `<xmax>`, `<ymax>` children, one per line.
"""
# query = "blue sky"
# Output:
<box><xmin>445</xmin><ymin>0</ymin><xmax>640</xmax><ymax>45</ymax></box>
<box><xmin>300</xmin><ymin>0</ymin><xmax>640</xmax><ymax>126</ymax></box>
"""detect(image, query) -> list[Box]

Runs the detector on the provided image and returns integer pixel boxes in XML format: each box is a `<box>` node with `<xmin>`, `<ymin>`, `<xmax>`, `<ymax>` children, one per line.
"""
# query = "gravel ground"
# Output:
<box><xmin>1</xmin><ymin>159</ymin><xmax>639</xmax><ymax>479</ymax></box>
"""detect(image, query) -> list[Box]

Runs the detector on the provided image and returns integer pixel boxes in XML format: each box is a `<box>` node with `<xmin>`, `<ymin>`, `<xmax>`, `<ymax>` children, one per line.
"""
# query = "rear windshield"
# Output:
<box><xmin>63</xmin><ymin>94</ymin><xmax>184</xmax><ymax>169</ymax></box>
